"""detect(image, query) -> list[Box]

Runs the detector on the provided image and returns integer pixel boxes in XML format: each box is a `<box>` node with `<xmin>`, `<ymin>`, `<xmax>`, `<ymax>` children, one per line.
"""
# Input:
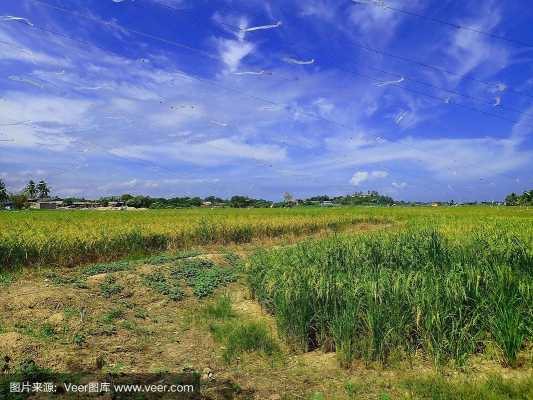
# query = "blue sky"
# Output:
<box><xmin>0</xmin><ymin>0</ymin><xmax>532</xmax><ymax>202</ymax></box>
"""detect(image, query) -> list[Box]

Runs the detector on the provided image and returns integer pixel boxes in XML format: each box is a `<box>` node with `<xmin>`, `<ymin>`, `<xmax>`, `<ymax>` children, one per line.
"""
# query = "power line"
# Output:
<box><xmin>28</xmin><ymin>0</ymin><xmax>220</xmax><ymax>62</ymax></box>
<box><xmin>118</xmin><ymin>0</ymin><xmax>533</xmax><ymax>118</ymax></box>
<box><xmin>352</xmin><ymin>41</ymin><xmax>533</xmax><ymax>101</ymax></box>
<box><xmin>13</xmin><ymin>1</ymin><xmax>533</xmax><ymax>136</ymax></box>
<box><xmin>203</xmin><ymin>6</ymin><xmax>533</xmax><ymax>105</ymax></box>
<box><xmin>352</xmin><ymin>0</ymin><xmax>533</xmax><ymax>48</ymax></box>
<box><xmin>343</xmin><ymin>67</ymin><xmax>533</xmax><ymax>130</ymax></box>
<box><xmin>24</xmin><ymin>0</ymin><xmax>357</xmax><ymax>132</ymax></box>
<box><xmin>357</xmin><ymin>64</ymin><xmax>533</xmax><ymax>120</ymax></box>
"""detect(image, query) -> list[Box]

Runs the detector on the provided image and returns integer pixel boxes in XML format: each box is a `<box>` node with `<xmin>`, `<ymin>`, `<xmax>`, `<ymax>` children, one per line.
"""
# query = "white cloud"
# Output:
<box><xmin>0</xmin><ymin>30</ymin><xmax>72</xmax><ymax>67</ymax></box>
<box><xmin>300</xmin><ymin>0</ymin><xmax>336</xmax><ymax>20</ymax></box>
<box><xmin>445</xmin><ymin>2</ymin><xmax>508</xmax><ymax>82</ymax></box>
<box><xmin>392</xmin><ymin>181</ymin><xmax>407</xmax><ymax>189</ymax></box>
<box><xmin>217</xmin><ymin>39</ymin><xmax>254</xmax><ymax>72</ymax></box>
<box><xmin>1</xmin><ymin>0</ymin><xmax>530</xmax><ymax>202</ymax></box>
<box><xmin>350</xmin><ymin>171</ymin><xmax>369</xmax><ymax>186</ymax></box>
<box><xmin>371</xmin><ymin>170</ymin><xmax>388</xmax><ymax>178</ymax></box>
<box><xmin>349</xmin><ymin>0</ymin><xmax>411</xmax><ymax>45</ymax></box>
<box><xmin>320</xmin><ymin>133</ymin><xmax>531</xmax><ymax>182</ymax></box>
<box><xmin>313</xmin><ymin>97</ymin><xmax>334</xmax><ymax>115</ymax></box>
<box><xmin>110</xmin><ymin>137</ymin><xmax>287</xmax><ymax>166</ymax></box>
<box><xmin>350</xmin><ymin>170</ymin><xmax>388</xmax><ymax>186</ymax></box>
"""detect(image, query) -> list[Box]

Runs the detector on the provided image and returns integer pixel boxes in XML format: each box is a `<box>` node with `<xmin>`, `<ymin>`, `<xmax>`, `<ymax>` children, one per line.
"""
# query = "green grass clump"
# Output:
<box><xmin>402</xmin><ymin>374</ymin><xmax>533</xmax><ymax>400</ymax></box>
<box><xmin>171</xmin><ymin>258</ymin><xmax>215</xmax><ymax>278</ymax></box>
<box><xmin>247</xmin><ymin>228</ymin><xmax>533</xmax><ymax>367</ymax></box>
<box><xmin>99</xmin><ymin>276</ymin><xmax>124</xmax><ymax>298</ymax></box>
<box><xmin>210</xmin><ymin>321</ymin><xmax>279</xmax><ymax>363</ymax></box>
<box><xmin>100</xmin><ymin>307</ymin><xmax>125</xmax><ymax>324</ymax></box>
<box><xmin>39</xmin><ymin>323</ymin><xmax>56</xmax><ymax>339</ymax></box>
<box><xmin>202</xmin><ymin>293</ymin><xmax>235</xmax><ymax>320</ymax></box>
<box><xmin>72</xmin><ymin>333</ymin><xmax>87</xmax><ymax>347</ymax></box>
<box><xmin>189</xmin><ymin>268</ymin><xmax>236</xmax><ymax>298</ymax></box>
<box><xmin>142</xmin><ymin>271</ymin><xmax>184</xmax><ymax>301</ymax></box>
<box><xmin>197</xmin><ymin>295</ymin><xmax>279</xmax><ymax>363</ymax></box>
<box><xmin>14</xmin><ymin>322</ymin><xmax>58</xmax><ymax>341</ymax></box>
<box><xmin>0</xmin><ymin>269</ymin><xmax>20</xmax><ymax>287</ymax></box>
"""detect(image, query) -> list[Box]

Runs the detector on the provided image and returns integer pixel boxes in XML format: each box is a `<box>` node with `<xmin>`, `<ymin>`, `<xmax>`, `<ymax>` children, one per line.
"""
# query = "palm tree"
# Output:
<box><xmin>0</xmin><ymin>179</ymin><xmax>8</xmax><ymax>203</ymax></box>
<box><xmin>37</xmin><ymin>180</ymin><xmax>50</xmax><ymax>199</ymax></box>
<box><xmin>24</xmin><ymin>180</ymin><xmax>37</xmax><ymax>199</ymax></box>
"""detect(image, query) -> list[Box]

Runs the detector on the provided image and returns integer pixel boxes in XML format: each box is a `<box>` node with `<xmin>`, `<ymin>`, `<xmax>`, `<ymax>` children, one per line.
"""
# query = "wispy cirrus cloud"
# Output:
<box><xmin>0</xmin><ymin>0</ymin><xmax>531</xmax><ymax>201</ymax></box>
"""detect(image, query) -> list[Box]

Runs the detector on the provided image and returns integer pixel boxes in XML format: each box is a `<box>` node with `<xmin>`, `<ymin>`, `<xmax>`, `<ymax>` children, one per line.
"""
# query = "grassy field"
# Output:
<box><xmin>248</xmin><ymin>228</ymin><xmax>532</xmax><ymax>368</ymax></box>
<box><xmin>0</xmin><ymin>206</ymin><xmax>532</xmax><ymax>399</ymax></box>
<box><xmin>0</xmin><ymin>208</ymin><xmax>391</xmax><ymax>269</ymax></box>
<box><xmin>1</xmin><ymin>206</ymin><xmax>531</xmax><ymax>269</ymax></box>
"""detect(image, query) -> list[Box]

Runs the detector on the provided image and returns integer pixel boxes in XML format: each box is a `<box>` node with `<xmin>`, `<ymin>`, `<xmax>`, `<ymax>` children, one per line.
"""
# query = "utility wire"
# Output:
<box><xmin>352</xmin><ymin>0</ymin><xmax>533</xmax><ymax>48</ymax></box>
<box><xmin>206</xmin><ymin>8</ymin><xmax>533</xmax><ymax>104</ymax></box>
<box><xmin>352</xmin><ymin>41</ymin><xmax>533</xmax><ymax>101</ymax></box>
<box><xmin>13</xmin><ymin>1</ymin><xmax>533</xmax><ymax>135</ymax></box>
<box><xmin>28</xmin><ymin>0</ymin><xmax>220</xmax><ymax>62</ymax></box>
<box><xmin>212</xmin><ymin>19</ymin><xmax>533</xmax><ymax>126</ymax></box>
<box><xmin>360</xmin><ymin>64</ymin><xmax>533</xmax><ymax>120</ymax></box>
<box><xmin>24</xmin><ymin>0</ymin><xmax>357</xmax><ymax>132</ymax></box>
<box><xmin>27</xmin><ymin>0</ymin><xmax>533</xmax><ymax>127</ymax></box>
<box><xmin>344</xmin><ymin>67</ymin><xmax>533</xmax><ymax>130</ymax></box>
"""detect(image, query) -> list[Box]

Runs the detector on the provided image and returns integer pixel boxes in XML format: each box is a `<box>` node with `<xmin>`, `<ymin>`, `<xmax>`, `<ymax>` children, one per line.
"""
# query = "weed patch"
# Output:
<box><xmin>81</xmin><ymin>260</ymin><xmax>133</xmax><ymax>276</ymax></box>
<box><xmin>44</xmin><ymin>272</ymin><xmax>88</xmax><ymax>289</ymax></box>
<box><xmin>196</xmin><ymin>295</ymin><xmax>280</xmax><ymax>364</ymax></box>
<box><xmin>142</xmin><ymin>271</ymin><xmax>184</xmax><ymax>301</ymax></box>
<box><xmin>99</xmin><ymin>276</ymin><xmax>124</xmax><ymax>298</ymax></box>
<box><xmin>100</xmin><ymin>307</ymin><xmax>125</xmax><ymax>324</ymax></box>
<box><xmin>141</xmin><ymin>249</ymin><xmax>201</xmax><ymax>265</ymax></box>
<box><xmin>171</xmin><ymin>259</ymin><xmax>236</xmax><ymax>298</ymax></box>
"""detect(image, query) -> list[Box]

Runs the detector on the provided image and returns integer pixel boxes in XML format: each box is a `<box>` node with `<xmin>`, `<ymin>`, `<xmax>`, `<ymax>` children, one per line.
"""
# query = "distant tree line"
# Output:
<box><xmin>505</xmin><ymin>190</ymin><xmax>533</xmax><ymax>206</ymax></box>
<box><xmin>96</xmin><ymin>194</ymin><xmax>275</xmax><ymax>209</ymax></box>
<box><xmin>0</xmin><ymin>179</ymin><xmax>52</xmax><ymax>209</ymax></box>
<box><xmin>92</xmin><ymin>191</ymin><xmax>395</xmax><ymax>209</ymax></box>
<box><xmin>4</xmin><ymin>179</ymin><xmax>530</xmax><ymax>210</ymax></box>
<box><xmin>302</xmin><ymin>191</ymin><xmax>395</xmax><ymax>206</ymax></box>
<box><xmin>0</xmin><ymin>178</ymin><xmax>413</xmax><ymax>211</ymax></box>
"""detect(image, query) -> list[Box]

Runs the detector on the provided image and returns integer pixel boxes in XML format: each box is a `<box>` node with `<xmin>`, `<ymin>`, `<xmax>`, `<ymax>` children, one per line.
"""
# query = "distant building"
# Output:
<box><xmin>33</xmin><ymin>201</ymin><xmax>57</xmax><ymax>210</ymax></box>
<box><xmin>70</xmin><ymin>201</ymin><xmax>99</xmax><ymax>209</ymax></box>
<box><xmin>108</xmin><ymin>201</ymin><xmax>125</xmax><ymax>208</ymax></box>
<box><xmin>320</xmin><ymin>201</ymin><xmax>335</xmax><ymax>207</ymax></box>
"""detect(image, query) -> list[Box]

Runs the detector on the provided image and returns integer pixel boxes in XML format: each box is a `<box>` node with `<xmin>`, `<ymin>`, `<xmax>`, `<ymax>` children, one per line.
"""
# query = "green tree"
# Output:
<box><xmin>505</xmin><ymin>192</ymin><xmax>518</xmax><ymax>206</ymax></box>
<box><xmin>229</xmin><ymin>196</ymin><xmax>251</xmax><ymax>208</ymax></box>
<box><xmin>10</xmin><ymin>193</ymin><xmax>28</xmax><ymax>209</ymax></box>
<box><xmin>24</xmin><ymin>180</ymin><xmax>37</xmax><ymax>199</ymax></box>
<box><xmin>0</xmin><ymin>179</ymin><xmax>8</xmax><ymax>203</ymax></box>
<box><xmin>37</xmin><ymin>180</ymin><xmax>50</xmax><ymax>199</ymax></box>
<box><xmin>120</xmin><ymin>194</ymin><xmax>134</xmax><ymax>202</ymax></box>
<box><xmin>517</xmin><ymin>190</ymin><xmax>532</xmax><ymax>205</ymax></box>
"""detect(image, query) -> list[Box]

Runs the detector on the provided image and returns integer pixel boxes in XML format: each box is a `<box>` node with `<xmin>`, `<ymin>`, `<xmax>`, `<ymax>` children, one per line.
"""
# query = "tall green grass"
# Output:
<box><xmin>247</xmin><ymin>228</ymin><xmax>532</xmax><ymax>367</ymax></box>
<box><xmin>0</xmin><ymin>209</ymin><xmax>388</xmax><ymax>269</ymax></box>
<box><xmin>402</xmin><ymin>374</ymin><xmax>533</xmax><ymax>400</ymax></box>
